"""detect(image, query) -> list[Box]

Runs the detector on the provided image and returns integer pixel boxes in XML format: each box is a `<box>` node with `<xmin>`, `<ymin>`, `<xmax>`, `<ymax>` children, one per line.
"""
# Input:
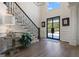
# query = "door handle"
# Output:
<box><xmin>51</xmin><ymin>28</ymin><xmax>54</xmax><ymax>33</ymax></box>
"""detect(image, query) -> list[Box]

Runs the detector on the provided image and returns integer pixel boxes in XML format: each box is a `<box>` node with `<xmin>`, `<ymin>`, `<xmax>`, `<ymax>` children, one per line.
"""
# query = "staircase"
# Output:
<box><xmin>4</xmin><ymin>2</ymin><xmax>40</xmax><ymax>43</ymax></box>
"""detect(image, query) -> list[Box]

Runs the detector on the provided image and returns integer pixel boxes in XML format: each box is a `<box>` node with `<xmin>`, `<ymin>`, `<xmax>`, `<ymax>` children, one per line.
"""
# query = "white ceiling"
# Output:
<box><xmin>33</xmin><ymin>2</ymin><xmax>45</xmax><ymax>6</ymax></box>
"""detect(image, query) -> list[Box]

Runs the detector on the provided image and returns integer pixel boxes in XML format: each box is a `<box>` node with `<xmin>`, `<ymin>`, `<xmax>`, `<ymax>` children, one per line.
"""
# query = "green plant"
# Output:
<box><xmin>19</xmin><ymin>32</ymin><xmax>32</xmax><ymax>48</ymax></box>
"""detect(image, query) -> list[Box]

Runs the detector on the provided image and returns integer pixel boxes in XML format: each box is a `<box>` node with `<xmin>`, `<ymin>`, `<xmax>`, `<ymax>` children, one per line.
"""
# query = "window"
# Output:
<box><xmin>48</xmin><ymin>2</ymin><xmax>60</xmax><ymax>11</ymax></box>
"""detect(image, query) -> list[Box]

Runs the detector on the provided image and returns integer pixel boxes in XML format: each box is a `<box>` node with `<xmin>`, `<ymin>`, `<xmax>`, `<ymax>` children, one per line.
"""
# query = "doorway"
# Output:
<box><xmin>47</xmin><ymin>16</ymin><xmax>60</xmax><ymax>40</ymax></box>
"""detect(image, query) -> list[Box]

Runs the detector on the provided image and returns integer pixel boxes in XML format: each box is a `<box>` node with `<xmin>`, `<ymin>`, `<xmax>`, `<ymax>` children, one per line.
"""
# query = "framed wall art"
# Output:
<box><xmin>41</xmin><ymin>21</ymin><xmax>45</xmax><ymax>27</ymax></box>
<box><xmin>62</xmin><ymin>17</ymin><xmax>70</xmax><ymax>26</ymax></box>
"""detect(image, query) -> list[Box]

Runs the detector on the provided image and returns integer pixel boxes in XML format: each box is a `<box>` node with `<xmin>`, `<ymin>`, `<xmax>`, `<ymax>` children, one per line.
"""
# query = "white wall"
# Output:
<box><xmin>15</xmin><ymin>2</ymin><xmax>79</xmax><ymax>46</ymax></box>
<box><xmin>0</xmin><ymin>3</ymin><xmax>7</xmax><ymax>33</ymax></box>
<box><xmin>60</xmin><ymin>3</ymin><xmax>71</xmax><ymax>43</ymax></box>
<box><xmin>0</xmin><ymin>2</ymin><xmax>41</xmax><ymax>35</ymax></box>
<box><xmin>69</xmin><ymin>3</ymin><xmax>79</xmax><ymax>46</ymax></box>
<box><xmin>0</xmin><ymin>3</ymin><xmax>24</xmax><ymax>34</ymax></box>
<box><xmin>40</xmin><ymin>2</ymin><xmax>78</xmax><ymax>45</ymax></box>
<box><xmin>40</xmin><ymin>2</ymin><xmax>70</xmax><ymax>40</ymax></box>
<box><xmin>40</xmin><ymin>2</ymin><xmax>79</xmax><ymax>46</ymax></box>
<box><xmin>1</xmin><ymin>2</ymin><xmax>79</xmax><ymax>46</ymax></box>
<box><xmin>75</xmin><ymin>4</ymin><xmax>79</xmax><ymax>45</ymax></box>
<box><xmin>68</xmin><ymin>5</ymin><xmax>78</xmax><ymax>45</ymax></box>
<box><xmin>17</xmin><ymin>2</ymin><xmax>41</xmax><ymax>27</ymax></box>
<box><xmin>0</xmin><ymin>3</ymin><xmax>7</xmax><ymax>15</ymax></box>
<box><xmin>0</xmin><ymin>2</ymin><xmax>7</xmax><ymax>25</ymax></box>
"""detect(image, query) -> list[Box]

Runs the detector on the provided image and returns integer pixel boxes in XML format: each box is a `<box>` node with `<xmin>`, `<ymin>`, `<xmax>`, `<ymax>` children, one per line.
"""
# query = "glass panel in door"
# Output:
<box><xmin>47</xmin><ymin>19</ymin><xmax>53</xmax><ymax>38</ymax></box>
<box><xmin>52</xmin><ymin>17</ymin><xmax>59</xmax><ymax>40</ymax></box>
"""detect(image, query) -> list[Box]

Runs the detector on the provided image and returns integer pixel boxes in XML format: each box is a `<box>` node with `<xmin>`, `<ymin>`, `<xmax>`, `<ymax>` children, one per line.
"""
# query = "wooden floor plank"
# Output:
<box><xmin>10</xmin><ymin>39</ymin><xmax>79</xmax><ymax>57</ymax></box>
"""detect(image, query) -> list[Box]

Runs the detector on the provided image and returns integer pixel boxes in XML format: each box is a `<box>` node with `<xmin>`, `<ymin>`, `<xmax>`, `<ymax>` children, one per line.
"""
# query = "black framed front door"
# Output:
<box><xmin>47</xmin><ymin>16</ymin><xmax>60</xmax><ymax>40</ymax></box>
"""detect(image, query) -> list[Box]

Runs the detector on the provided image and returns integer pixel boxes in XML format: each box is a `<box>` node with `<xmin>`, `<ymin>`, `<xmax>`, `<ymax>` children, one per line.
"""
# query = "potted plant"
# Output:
<box><xmin>19</xmin><ymin>33</ymin><xmax>32</xmax><ymax>48</ymax></box>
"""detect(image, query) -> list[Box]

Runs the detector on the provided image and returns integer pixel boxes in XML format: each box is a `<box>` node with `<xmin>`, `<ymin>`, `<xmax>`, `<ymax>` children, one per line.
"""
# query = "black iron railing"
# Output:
<box><xmin>4</xmin><ymin>2</ymin><xmax>40</xmax><ymax>39</ymax></box>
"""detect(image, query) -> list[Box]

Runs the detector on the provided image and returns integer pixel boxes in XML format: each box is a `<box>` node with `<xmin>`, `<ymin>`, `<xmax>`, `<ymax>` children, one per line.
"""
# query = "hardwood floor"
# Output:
<box><xmin>12</xmin><ymin>39</ymin><xmax>79</xmax><ymax>57</ymax></box>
